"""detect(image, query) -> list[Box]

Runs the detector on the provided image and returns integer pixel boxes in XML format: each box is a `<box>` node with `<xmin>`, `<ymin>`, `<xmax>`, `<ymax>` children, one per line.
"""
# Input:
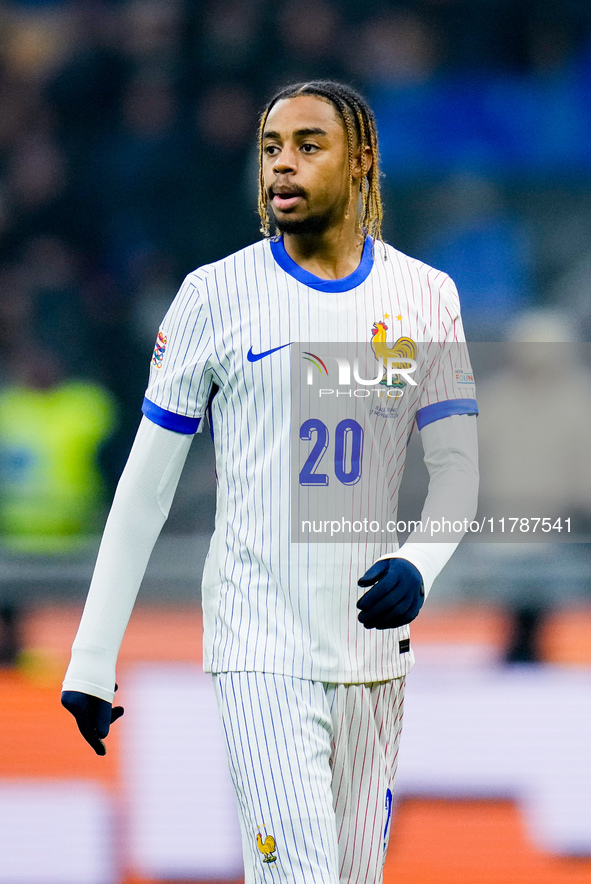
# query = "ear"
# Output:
<box><xmin>352</xmin><ymin>144</ymin><xmax>373</xmax><ymax>182</ymax></box>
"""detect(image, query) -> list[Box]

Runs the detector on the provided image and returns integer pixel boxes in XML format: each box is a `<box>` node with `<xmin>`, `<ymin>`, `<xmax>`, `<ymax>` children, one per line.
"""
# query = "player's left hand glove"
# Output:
<box><xmin>61</xmin><ymin>684</ymin><xmax>124</xmax><ymax>756</ymax></box>
<box><xmin>357</xmin><ymin>558</ymin><xmax>424</xmax><ymax>629</ymax></box>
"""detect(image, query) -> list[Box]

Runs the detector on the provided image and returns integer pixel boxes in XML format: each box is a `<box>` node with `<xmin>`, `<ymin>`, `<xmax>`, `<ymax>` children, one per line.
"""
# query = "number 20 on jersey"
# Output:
<box><xmin>299</xmin><ymin>418</ymin><xmax>364</xmax><ymax>487</ymax></box>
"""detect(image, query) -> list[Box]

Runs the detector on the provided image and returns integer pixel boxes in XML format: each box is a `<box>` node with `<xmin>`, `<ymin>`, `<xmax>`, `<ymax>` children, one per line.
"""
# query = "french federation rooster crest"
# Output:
<box><xmin>371</xmin><ymin>320</ymin><xmax>417</xmax><ymax>388</ymax></box>
<box><xmin>256</xmin><ymin>830</ymin><xmax>277</xmax><ymax>863</ymax></box>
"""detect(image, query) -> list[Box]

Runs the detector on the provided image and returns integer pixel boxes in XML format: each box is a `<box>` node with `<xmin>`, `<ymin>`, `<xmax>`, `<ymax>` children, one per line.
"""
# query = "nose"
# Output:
<box><xmin>272</xmin><ymin>144</ymin><xmax>297</xmax><ymax>175</ymax></box>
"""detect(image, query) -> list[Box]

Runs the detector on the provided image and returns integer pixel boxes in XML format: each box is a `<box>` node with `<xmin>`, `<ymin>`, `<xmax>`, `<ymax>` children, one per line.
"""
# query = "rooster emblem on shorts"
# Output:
<box><xmin>371</xmin><ymin>321</ymin><xmax>417</xmax><ymax>388</ymax></box>
<box><xmin>256</xmin><ymin>831</ymin><xmax>277</xmax><ymax>863</ymax></box>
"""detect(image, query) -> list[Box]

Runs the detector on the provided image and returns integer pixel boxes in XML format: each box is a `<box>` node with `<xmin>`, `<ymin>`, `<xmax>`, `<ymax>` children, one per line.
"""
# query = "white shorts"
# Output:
<box><xmin>212</xmin><ymin>671</ymin><xmax>405</xmax><ymax>884</ymax></box>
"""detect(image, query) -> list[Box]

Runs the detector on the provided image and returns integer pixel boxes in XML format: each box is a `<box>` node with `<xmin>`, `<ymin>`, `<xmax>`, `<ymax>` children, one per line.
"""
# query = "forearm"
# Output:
<box><xmin>62</xmin><ymin>417</ymin><xmax>193</xmax><ymax>701</ymax></box>
<box><xmin>381</xmin><ymin>414</ymin><xmax>479</xmax><ymax>597</ymax></box>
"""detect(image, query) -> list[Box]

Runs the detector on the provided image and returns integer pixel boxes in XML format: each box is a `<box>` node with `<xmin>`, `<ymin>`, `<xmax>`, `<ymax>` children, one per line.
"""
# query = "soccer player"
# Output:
<box><xmin>62</xmin><ymin>81</ymin><xmax>478</xmax><ymax>884</ymax></box>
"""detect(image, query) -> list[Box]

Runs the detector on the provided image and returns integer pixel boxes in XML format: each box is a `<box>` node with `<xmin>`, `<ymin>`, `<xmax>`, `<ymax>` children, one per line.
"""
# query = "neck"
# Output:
<box><xmin>281</xmin><ymin>219</ymin><xmax>365</xmax><ymax>281</ymax></box>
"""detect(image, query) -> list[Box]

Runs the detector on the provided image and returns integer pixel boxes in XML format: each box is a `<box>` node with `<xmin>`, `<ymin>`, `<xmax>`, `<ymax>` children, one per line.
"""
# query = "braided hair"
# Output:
<box><xmin>257</xmin><ymin>80</ymin><xmax>384</xmax><ymax>244</ymax></box>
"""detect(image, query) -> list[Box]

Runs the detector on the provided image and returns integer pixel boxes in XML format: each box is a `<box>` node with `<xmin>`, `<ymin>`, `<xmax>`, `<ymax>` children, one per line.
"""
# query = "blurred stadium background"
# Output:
<box><xmin>1</xmin><ymin>0</ymin><xmax>591</xmax><ymax>882</ymax></box>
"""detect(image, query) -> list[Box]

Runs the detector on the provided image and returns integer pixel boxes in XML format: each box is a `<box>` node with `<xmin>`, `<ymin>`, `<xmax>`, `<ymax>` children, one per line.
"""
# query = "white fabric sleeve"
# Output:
<box><xmin>62</xmin><ymin>416</ymin><xmax>193</xmax><ymax>702</ymax></box>
<box><xmin>377</xmin><ymin>414</ymin><xmax>479</xmax><ymax>598</ymax></box>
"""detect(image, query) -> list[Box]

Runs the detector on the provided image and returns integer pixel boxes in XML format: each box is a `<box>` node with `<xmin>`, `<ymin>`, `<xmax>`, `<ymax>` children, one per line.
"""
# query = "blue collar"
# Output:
<box><xmin>270</xmin><ymin>235</ymin><xmax>374</xmax><ymax>292</ymax></box>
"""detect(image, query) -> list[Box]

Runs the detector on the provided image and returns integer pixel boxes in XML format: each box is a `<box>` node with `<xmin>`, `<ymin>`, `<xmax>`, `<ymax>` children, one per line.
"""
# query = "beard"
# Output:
<box><xmin>269</xmin><ymin>205</ymin><xmax>335</xmax><ymax>237</ymax></box>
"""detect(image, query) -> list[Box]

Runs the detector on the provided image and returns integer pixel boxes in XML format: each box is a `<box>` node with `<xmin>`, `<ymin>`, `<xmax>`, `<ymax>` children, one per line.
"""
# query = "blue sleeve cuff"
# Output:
<box><xmin>416</xmin><ymin>398</ymin><xmax>478</xmax><ymax>431</ymax></box>
<box><xmin>142</xmin><ymin>398</ymin><xmax>201</xmax><ymax>434</ymax></box>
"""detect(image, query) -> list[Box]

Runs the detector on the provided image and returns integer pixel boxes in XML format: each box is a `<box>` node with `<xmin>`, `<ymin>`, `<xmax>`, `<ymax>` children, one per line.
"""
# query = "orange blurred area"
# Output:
<box><xmin>539</xmin><ymin>607</ymin><xmax>591</xmax><ymax>665</ymax></box>
<box><xmin>0</xmin><ymin>669</ymin><xmax>119</xmax><ymax>784</ymax></box>
<box><xmin>3</xmin><ymin>601</ymin><xmax>591</xmax><ymax>883</ymax></box>
<box><xmin>1</xmin><ymin>603</ymin><xmax>203</xmax><ymax>794</ymax></box>
<box><xmin>411</xmin><ymin>604</ymin><xmax>591</xmax><ymax>666</ymax></box>
<box><xmin>409</xmin><ymin>604</ymin><xmax>510</xmax><ymax>648</ymax></box>
<box><xmin>22</xmin><ymin>602</ymin><xmax>204</xmax><ymax>669</ymax></box>
<box><xmin>385</xmin><ymin>799</ymin><xmax>591</xmax><ymax>884</ymax></box>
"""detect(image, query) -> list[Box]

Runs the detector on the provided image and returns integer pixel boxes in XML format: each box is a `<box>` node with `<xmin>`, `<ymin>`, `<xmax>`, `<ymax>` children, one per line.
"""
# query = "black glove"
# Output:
<box><xmin>61</xmin><ymin>685</ymin><xmax>124</xmax><ymax>756</ymax></box>
<box><xmin>357</xmin><ymin>558</ymin><xmax>424</xmax><ymax>629</ymax></box>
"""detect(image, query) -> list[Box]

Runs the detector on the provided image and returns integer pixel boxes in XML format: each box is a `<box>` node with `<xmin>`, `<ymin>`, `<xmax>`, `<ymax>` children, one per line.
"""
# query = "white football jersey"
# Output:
<box><xmin>143</xmin><ymin>236</ymin><xmax>477</xmax><ymax>681</ymax></box>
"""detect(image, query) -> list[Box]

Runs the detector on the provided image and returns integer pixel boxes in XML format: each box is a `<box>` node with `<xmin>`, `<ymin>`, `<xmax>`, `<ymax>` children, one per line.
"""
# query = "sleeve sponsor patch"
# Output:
<box><xmin>152</xmin><ymin>330</ymin><xmax>167</xmax><ymax>369</ymax></box>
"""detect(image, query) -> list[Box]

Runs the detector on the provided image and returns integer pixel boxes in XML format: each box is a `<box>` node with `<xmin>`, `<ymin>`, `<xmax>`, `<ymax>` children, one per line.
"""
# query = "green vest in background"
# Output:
<box><xmin>0</xmin><ymin>381</ymin><xmax>116</xmax><ymax>553</ymax></box>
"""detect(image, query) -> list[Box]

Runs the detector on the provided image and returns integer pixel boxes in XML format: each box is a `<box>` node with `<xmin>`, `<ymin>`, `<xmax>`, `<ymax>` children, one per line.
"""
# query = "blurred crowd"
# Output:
<box><xmin>1</xmin><ymin>0</ymin><xmax>591</xmax><ymax>545</ymax></box>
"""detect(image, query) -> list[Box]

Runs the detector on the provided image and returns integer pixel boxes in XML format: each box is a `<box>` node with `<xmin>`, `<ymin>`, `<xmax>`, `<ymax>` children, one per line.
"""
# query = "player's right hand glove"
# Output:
<box><xmin>61</xmin><ymin>685</ymin><xmax>124</xmax><ymax>756</ymax></box>
<box><xmin>357</xmin><ymin>558</ymin><xmax>424</xmax><ymax>629</ymax></box>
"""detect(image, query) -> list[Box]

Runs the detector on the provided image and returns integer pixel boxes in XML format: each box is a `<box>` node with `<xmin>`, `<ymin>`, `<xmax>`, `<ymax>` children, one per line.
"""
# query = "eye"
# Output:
<box><xmin>301</xmin><ymin>143</ymin><xmax>319</xmax><ymax>153</ymax></box>
<box><xmin>264</xmin><ymin>144</ymin><xmax>280</xmax><ymax>156</ymax></box>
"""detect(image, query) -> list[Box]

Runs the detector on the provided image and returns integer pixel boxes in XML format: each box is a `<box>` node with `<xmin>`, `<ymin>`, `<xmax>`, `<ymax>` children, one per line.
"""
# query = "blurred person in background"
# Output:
<box><xmin>275</xmin><ymin>0</ymin><xmax>345</xmax><ymax>84</ymax></box>
<box><xmin>197</xmin><ymin>0</ymin><xmax>271</xmax><ymax>92</ymax></box>
<box><xmin>419</xmin><ymin>175</ymin><xmax>533</xmax><ymax>340</ymax></box>
<box><xmin>96</xmin><ymin>67</ymin><xmax>189</xmax><ymax>280</ymax></box>
<box><xmin>189</xmin><ymin>81</ymin><xmax>260</xmax><ymax>264</ymax></box>
<box><xmin>0</xmin><ymin>343</ymin><xmax>116</xmax><ymax>552</ymax></box>
<box><xmin>476</xmin><ymin>310</ymin><xmax>591</xmax><ymax>661</ymax></box>
<box><xmin>0</xmin><ymin>342</ymin><xmax>116</xmax><ymax>664</ymax></box>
